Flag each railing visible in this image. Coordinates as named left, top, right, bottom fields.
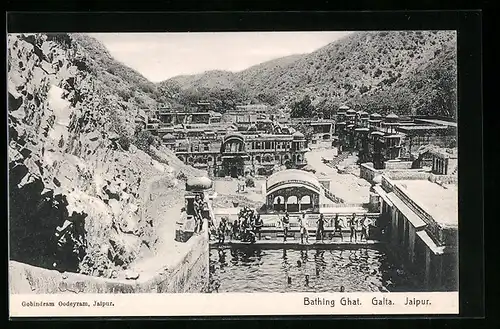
left=381, top=175, right=394, bottom=192
left=319, top=203, right=368, bottom=208
left=319, top=184, right=344, bottom=203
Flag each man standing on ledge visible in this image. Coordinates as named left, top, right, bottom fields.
left=316, top=213, right=325, bottom=242
left=349, top=213, right=357, bottom=242
left=254, top=211, right=263, bottom=240
left=282, top=212, right=290, bottom=242
left=299, top=212, right=309, bottom=244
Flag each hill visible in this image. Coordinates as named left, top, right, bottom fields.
left=161, top=31, right=457, bottom=118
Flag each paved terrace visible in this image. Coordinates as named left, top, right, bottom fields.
left=397, top=180, right=458, bottom=228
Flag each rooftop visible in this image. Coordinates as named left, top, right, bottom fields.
left=396, top=125, right=451, bottom=131
left=267, top=169, right=321, bottom=191
left=396, top=180, right=458, bottom=228
left=415, top=118, right=457, bottom=128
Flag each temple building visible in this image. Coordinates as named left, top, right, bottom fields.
left=169, top=129, right=309, bottom=178
left=333, top=105, right=457, bottom=170
left=222, top=104, right=270, bottom=124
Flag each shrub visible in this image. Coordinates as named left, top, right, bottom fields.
left=176, top=171, right=187, bottom=181
left=133, top=130, right=155, bottom=152
left=245, top=177, right=255, bottom=188
left=373, top=68, right=382, bottom=78
left=118, top=135, right=131, bottom=151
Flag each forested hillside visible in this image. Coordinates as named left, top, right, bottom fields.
left=162, top=31, right=457, bottom=118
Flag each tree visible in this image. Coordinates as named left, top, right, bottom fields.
left=290, top=95, right=315, bottom=118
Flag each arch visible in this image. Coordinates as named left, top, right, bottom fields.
left=287, top=195, right=298, bottom=204
left=300, top=195, right=311, bottom=204
left=221, top=133, right=245, bottom=154
left=207, top=156, right=213, bottom=163
left=283, top=154, right=290, bottom=161
left=264, top=154, right=272, bottom=163
left=273, top=195, right=285, bottom=204
left=266, top=169, right=321, bottom=196
left=255, top=155, right=261, bottom=163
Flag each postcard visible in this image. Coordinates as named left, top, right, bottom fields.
left=8, top=29, right=459, bottom=317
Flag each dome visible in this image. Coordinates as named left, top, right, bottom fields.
left=266, top=169, right=321, bottom=196
left=186, top=176, right=213, bottom=191
left=162, top=133, right=175, bottom=140
left=370, top=113, right=382, bottom=118
left=293, top=131, right=305, bottom=139
left=386, top=113, right=399, bottom=119
left=338, top=105, right=350, bottom=111
left=346, top=109, right=357, bottom=114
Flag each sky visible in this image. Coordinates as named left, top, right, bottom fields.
left=90, top=32, right=353, bottom=82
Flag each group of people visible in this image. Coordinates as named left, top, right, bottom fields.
left=213, top=206, right=264, bottom=244
left=211, top=208, right=374, bottom=244
left=280, top=212, right=373, bottom=243
left=343, top=213, right=373, bottom=242
left=281, top=212, right=328, bottom=243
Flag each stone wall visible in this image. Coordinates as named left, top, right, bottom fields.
left=384, top=160, right=413, bottom=170
left=360, top=163, right=381, bottom=183
left=9, top=227, right=209, bottom=294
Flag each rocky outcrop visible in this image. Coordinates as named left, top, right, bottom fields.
left=8, top=33, right=205, bottom=278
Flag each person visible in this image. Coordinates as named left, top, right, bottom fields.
left=349, top=213, right=357, bottom=242
left=193, top=194, right=203, bottom=233
left=299, top=212, right=309, bottom=244
left=333, top=214, right=343, bottom=241
left=218, top=217, right=227, bottom=244
left=282, top=212, right=290, bottom=242
left=316, top=213, right=325, bottom=241
left=232, top=219, right=240, bottom=240
left=361, top=214, right=371, bottom=241
left=254, top=212, right=263, bottom=240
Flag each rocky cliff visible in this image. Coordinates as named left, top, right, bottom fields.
left=8, top=33, right=204, bottom=278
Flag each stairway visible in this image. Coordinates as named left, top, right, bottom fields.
left=329, top=152, right=349, bottom=167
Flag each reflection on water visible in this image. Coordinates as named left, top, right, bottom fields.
left=208, top=246, right=419, bottom=293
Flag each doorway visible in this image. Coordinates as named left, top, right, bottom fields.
left=230, top=166, right=238, bottom=178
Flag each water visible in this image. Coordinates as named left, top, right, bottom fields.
left=208, top=246, right=419, bottom=293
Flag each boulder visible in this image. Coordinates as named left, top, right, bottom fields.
left=125, top=271, right=140, bottom=280
left=40, top=60, right=56, bottom=75
left=87, top=131, right=100, bottom=142
left=108, top=132, right=120, bottom=141
left=185, top=176, right=213, bottom=191
left=8, top=85, right=23, bottom=112
left=9, top=71, right=27, bottom=91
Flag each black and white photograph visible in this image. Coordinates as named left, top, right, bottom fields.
left=8, top=29, right=459, bottom=310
